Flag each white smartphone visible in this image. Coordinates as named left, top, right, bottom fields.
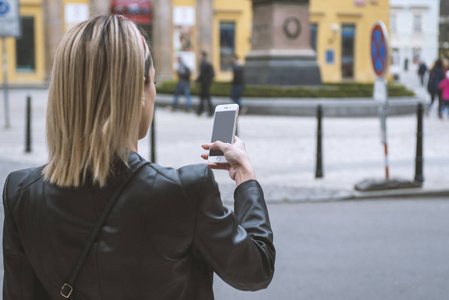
left=208, top=104, right=239, bottom=163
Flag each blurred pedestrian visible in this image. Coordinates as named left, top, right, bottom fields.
left=230, top=54, right=248, bottom=115
left=2, top=15, right=275, bottom=299
left=438, top=70, right=449, bottom=118
left=417, top=61, right=427, bottom=86
left=427, top=58, right=445, bottom=118
left=171, top=56, right=193, bottom=112
left=196, top=51, right=215, bottom=117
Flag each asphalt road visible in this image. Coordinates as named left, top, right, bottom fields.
left=214, top=198, right=449, bottom=300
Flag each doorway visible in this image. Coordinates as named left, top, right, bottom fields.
left=341, top=24, right=355, bottom=79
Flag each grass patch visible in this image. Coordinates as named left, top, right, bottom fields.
left=156, top=81, right=415, bottom=98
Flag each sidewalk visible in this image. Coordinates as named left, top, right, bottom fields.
left=1, top=81, right=448, bottom=202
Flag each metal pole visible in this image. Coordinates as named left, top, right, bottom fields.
left=414, top=103, right=424, bottom=183
left=150, top=108, right=156, bottom=163
left=379, top=104, right=389, bottom=180
left=2, top=36, right=11, bottom=128
left=384, top=141, right=389, bottom=179
left=25, top=95, right=31, bottom=152
left=315, top=105, right=323, bottom=178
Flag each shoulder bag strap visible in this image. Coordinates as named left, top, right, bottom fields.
left=60, top=160, right=150, bottom=298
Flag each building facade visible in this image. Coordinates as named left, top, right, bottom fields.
left=389, top=0, right=440, bottom=76
left=2, top=0, right=396, bottom=85
left=309, top=0, right=390, bottom=83
left=0, top=0, right=47, bottom=84
left=0, top=0, right=147, bottom=85
left=152, top=0, right=252, bottom=83
left=439, top=0, right=449, bottom=58
left=0, top=0, right=93, bottom=85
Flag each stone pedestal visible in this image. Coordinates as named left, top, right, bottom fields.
left=245, top=0, right=321, bottom=85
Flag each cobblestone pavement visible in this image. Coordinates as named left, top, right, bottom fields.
left=0, top=88, right=448, bottom=202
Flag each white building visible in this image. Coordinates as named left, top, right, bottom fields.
left=390, top=0, right=440, bottom=77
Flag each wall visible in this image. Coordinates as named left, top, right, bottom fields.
left=0, top=0, right=90, bottom=84
left=161, top=0, right=252, bottom=82
left=212, top=0, right=252, bottom=81
left=440, top=0, right=449, bottom=57
left=0, top=0, right=45, bottom=84
left=310, top=0, right=390, bottom=83
left=390, top=0, right=440, bottom=74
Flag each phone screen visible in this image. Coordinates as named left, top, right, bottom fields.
left=210, top=110, right=237, bottom=156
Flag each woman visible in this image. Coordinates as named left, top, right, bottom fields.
left=427, top=58, right=446, bottom=118
left=3, top=15, right=275, bottom=299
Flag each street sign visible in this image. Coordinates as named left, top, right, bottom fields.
left=370, top=21, right=388, bottom=78
left=371, top=21, right=389, bottom=180
left=0, top=0, right=21, bottom=37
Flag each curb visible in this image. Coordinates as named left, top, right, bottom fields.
left=259, top=189, right=449, bottom=204
left=156, top=94, right=425, bottom=117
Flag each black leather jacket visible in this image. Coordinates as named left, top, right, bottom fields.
left=3, top=152, right=275, bottom=299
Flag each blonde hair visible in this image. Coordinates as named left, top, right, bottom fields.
left=43, top=15, right=150, bottom=187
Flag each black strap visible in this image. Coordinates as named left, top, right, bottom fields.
left=60, top=160, right=150, bottom=298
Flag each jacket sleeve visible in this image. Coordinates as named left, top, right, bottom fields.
left=3, top=174, right=50, bottom=299
left=190, top=166, right=275, bottom=291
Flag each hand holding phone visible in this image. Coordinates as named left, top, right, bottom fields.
left=201, top=136, right=256, bottom=186
left=208, top=104, right=239, bottom=163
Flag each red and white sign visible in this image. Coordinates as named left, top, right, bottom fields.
left=370, top=21, right=389, bottom=78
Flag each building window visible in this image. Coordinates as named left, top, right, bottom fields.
left=310, top=23, right=318, bottom=51
left=391, top=14, right=397, bottom=33
left=219, top=21, right=235, bottom=71
left=15, top=16, right=36, bottom=73
left=341, top=24, right=356, bottom=79
left=413, top=47, right=421, bottom=64
left=392, top=48, right=400, bottom=66
left=413, top=14, right=422, bottom=33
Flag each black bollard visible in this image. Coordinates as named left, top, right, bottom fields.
left=315, top=105, right=323, bottom=178
left=414, top=103, right=424, bottom=183
left=25, top=95, right=32, bottom=153
left=150, top=108, right=156, bottom=163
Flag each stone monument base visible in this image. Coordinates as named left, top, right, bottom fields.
left=244, top=49, right=321, bottom=86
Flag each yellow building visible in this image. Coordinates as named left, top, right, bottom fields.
left=0, top=0, right=90, bottom=85
left=169, top=0, right=252, bottom=82
left=212, top=0, right=252, bottom=82
left=1, top=0, right=391, bottom=85
left=0, top=0, right=45, bottom=84
left=310, top=0, right=390, bottom=83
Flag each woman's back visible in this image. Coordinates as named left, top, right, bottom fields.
left=3, top=153, right=274, bottom=299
